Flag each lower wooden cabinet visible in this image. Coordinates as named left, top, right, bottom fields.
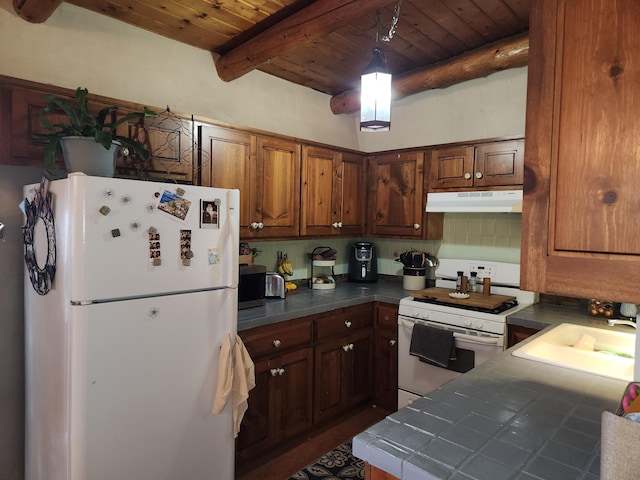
left=373, top=303, right=398, bottom=411
left=236, top=317, right=314, bottom=461
left=506, top=324, right=540, bottom=348
left=314, top=304, right=374, bottom=424
left=237, top=303, right=386, bottom=461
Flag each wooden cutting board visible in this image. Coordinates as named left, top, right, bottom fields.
left=410, top=287, right=516, bottom=309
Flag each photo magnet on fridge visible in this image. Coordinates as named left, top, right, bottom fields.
left=200, top=200, right=219, bottom=228
left=157, top=190, right=192, bottom=221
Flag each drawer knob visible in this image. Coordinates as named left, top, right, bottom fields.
left=464, top=172, right=472, bottom=180
left=270, top=368, right=279, bottom=377
left=278, top=368, right=285, bottom=376
left=345, top=321, right=352, bottom=328
left=273, top=339, right=281, bottom=348
left=475, top=172, right=483, bottom=179
left=389, top=339, right=396, bottom=346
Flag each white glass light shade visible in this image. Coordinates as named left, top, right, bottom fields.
left=360, top=47, right=391, bottom=132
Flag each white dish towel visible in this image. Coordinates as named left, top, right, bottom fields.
left=213, top=334, right=255, bottom=438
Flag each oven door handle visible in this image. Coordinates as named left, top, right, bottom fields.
left=453, top=332, right=501, bottom=346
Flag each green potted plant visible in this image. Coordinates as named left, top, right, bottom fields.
left=39, top=87, right=158, bottom=177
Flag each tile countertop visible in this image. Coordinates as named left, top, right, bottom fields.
left=353, top=303, right=635, bottom=480
left=237, top=277, right=408, bottom=332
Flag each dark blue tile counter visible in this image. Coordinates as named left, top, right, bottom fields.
left=237, top=277, right=408, bottom=331
left=353, top=304, right=633, bottom=480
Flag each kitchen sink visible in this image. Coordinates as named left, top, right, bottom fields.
left=512, top=323, right=635, bottom=381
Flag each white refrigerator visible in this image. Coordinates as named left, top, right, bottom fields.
left=23, top=173, right=239, bottom=480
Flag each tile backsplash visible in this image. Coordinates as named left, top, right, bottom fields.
left=246, top=213, right=521, bottom=281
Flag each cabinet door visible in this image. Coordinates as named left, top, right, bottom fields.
left=273, top=348, right=313, bottom=441
left=236, top=356, right=272, bottom=461
left=344, top=329, right=373, bottom=408
left=337, top=152, right=366, bottom=236
left=368, top=151, right=426, bottom=238
left=252, top=136, right=301, bottom=238
left=300, top=145, right=340, bottom=236
left=428, top=146, right=475, bottom=189
left=198, top=125, right=255, bottom=236
left=522, top=0, right=640, bottom=302
left=117, top=113, right=194, bottom=183
left=313, top=335, right=347, bottom=423
left=474, top=140, right=524, bottom=188
left=374, top=303, right=398, bottom=411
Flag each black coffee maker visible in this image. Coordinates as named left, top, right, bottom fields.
left=348, top=242, right=378, bottom=282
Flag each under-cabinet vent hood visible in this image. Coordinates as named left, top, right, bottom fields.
left=426, top=190, right=523, bottom=213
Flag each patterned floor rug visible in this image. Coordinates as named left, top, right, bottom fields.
left=288, top=439, right=364, bottom=480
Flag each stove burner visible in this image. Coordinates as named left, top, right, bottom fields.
left=411, top=297, right=519, bottom=314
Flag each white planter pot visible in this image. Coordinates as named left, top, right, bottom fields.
left=59, top=136, right=119, bottom=177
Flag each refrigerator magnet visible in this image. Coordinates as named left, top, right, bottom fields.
left=208, top=248, right=220, bottom=265
left=157, top=190, right=191, bottom=221
left=200, top=200, right=219, bottom=228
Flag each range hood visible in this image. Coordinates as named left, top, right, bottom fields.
left=425, top=190, right=523, bottom=213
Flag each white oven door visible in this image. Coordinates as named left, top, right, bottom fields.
left=397, top=316, right=504, bottom=408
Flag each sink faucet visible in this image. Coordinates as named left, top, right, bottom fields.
left=607, top=319, right=637, bottom=329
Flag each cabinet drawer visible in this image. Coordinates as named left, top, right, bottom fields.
left=315, top=304, right=373, bottom=341
left=376, top=303, right=398, bottom=330
left=241, top=316, right=313, bottom=359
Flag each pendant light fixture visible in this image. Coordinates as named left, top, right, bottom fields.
left=360, top=47, right=391, bottom=132
left=360, top=2, right=402, bottom=132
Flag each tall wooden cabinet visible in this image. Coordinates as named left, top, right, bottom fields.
left=367, top=151, right=443, bottom=239
left=300, top=146, right=366, bottom=237
left=521, top=0, right=640, bottom=303
left=429, top=140, right=524, bottom=190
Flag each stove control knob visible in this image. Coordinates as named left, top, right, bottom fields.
left=464, top=319, right=472, bottom=328
left=420, top=311, right=430, bottom=320
left=474, top=321, right=483, bottom=329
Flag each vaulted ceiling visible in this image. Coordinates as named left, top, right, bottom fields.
left=15, top=0, right=531, bottom=114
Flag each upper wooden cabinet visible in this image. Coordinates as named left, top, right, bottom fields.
left=300, top=146, right=366, bottom=237
left=199, top=125, right=255, bottom=235
left=252, top=136, right=301, bottom=238
left=368, top=151, right=443, bottom=239
left=521, top=0, right=640, bottom=303
left=117, top=113, right=194, bottom=183
left=199, top=126, right=301, bottom=238
left=428, top=139, right=524, bottom=190
left=1, top=79, right=194, bottom=181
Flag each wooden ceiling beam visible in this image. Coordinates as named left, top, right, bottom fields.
left=214, top=0, right=395, bottom=82
left=12, top=0, right=63, bottom=23
left=330, top=32, right=530, bottom=115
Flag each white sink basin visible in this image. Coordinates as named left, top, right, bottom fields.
left=512, top=323, right=635, bottom=381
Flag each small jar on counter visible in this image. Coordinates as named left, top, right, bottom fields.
left=469, top=272, right=478, bottom=293
left=456, top=271, right=463, bottom=291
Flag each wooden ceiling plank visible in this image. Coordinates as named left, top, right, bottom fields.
left=214, top=0, right=396, bottom=82
left=329, top=31, right=529, bottom=114
left=67, top=0, right=250, bottom=44
left=444, top=0, right=503, bottom=39
left=472, top=0, right=526, bottom=33
left=12, top=0, right=63, bottom=23
left=399, top=1, right=466, bottom=57
left=500, top=0, right=531, bottom=25
left=413, top=0, right=486, bottom=48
